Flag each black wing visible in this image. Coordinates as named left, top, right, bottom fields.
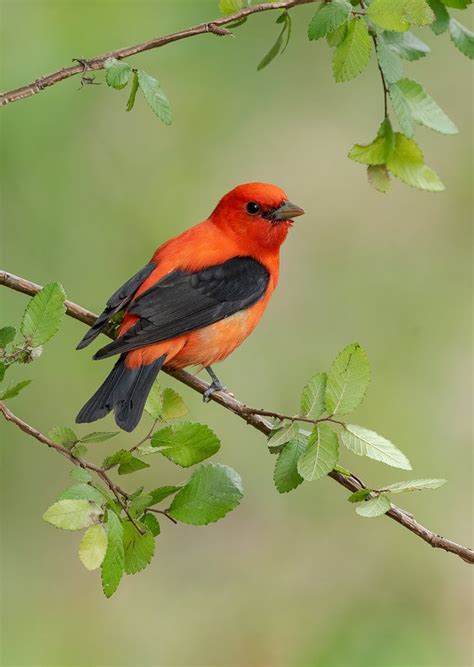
left=76, top=261, right=156, bottom=350
left=93, top=256, right=270, bottom=360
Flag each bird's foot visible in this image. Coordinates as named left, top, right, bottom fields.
left=203, top=380, right=227, bottom=403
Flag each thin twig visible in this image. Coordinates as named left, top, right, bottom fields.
left=0, top=0, right=316, bottom=106
left=1, top=270, right=473, bottom=564
left=144, top=507, right=178, bottom=525
left=241, top=406, right=346, bottom=428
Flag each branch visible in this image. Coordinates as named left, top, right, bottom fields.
left=1, top=269, right=473, bottom=564
left=0, top=0, right=316, bottom=107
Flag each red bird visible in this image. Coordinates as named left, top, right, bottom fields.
left=76, top=183, right=304, bottom=431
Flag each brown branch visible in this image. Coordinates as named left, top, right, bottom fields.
left=1, top=269, right=473, bottom=564
left=0, top=0, right=316, bottom=107
left=240, top=406, right=346, bottom=428
left=0, top=400, right=144, bottom=534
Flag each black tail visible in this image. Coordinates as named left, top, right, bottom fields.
left=76, top=354, right=166, bottom=432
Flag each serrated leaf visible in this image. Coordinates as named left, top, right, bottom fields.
left=368, top=0, right=434, bottom=32
left=20, top=282, right=66, bottom=346
left=0, top=326, right=15, bottom=348
left=333, top=18, right=372, bottom=82
left=428, top=0, right=450, bottom=34
left=79, top=524, right=108, bottom=571
left=126, top=70, right=139, bottom=111
left=297, top=424, right=339, bottom=481
left=341, top=424, right=412, bottom=469
left=308, top=1, right=351, bottom=41
left=377, top=35, right=404, bottom=83
left=149, top=485, right=181, bottom=505
left=300, top=372, right=327, bottom=417
left=168, top=463, right=243, bottom=525
left=389, top=83, right=415, bottom=136
left=138, top=70, right=172, bottom=124
left=383, top=30, right=430, bottom=60
left=368, top=165, right=391, bottom=193
left=71, top=444, right=87, bottom=457
left=347, top=488, right=372, bottom=503
left=144, top=380, right=162, bottom=419
left=327, top=22, right=349, bottom=47
left=380, top=478, right=447, bottom=493
left=161, top=388, right=188, bottom=420
left=129, top=493, right=153, bottom=517
left=325, top=343, right=370, bottom=416
left=387, top=133, right=445, bottom=191
left=101, top=511, right=124, bottom=598
left=273, top=436, right=307, bottom=493
left=141, top=513, right=160, bottom=536
left=0, top=379, right=31, bottom=400
left=151, top=422, right=220, bottom=467
left=122, top=520, right=155, bottom=574
left=390, top=79, right=458, bottom=135
left=80, top=431, right=118, bottom=443
left=104, top=58, right=132, bottom=90
left=349, top=118, right=395, bottom=166
left=118, top=453, right=150, bottom=475
left=43, top=499, right=102, bottom=530
left=257, top=15, right=287, bottom=71
left=355, top=493, right=391, bottom=517
left=219, top=0, right=244, bottom=14
left=449, top=19, right=474, bottom=59
left=267, top=421, right=300, bottom=451
left=59, top=483, right=105, bottom=505
left=70, top=467, right=92, bottom=483
left=48, top=425, right=78, bottom=448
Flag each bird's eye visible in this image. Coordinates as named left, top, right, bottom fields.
left=246, top=202, right=261, bottom=216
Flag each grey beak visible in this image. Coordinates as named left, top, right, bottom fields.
left=272, top=200, right=305, bottom=221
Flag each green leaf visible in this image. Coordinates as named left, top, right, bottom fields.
left=59, top=483, right=105, bottom=505
left=122, top=520, right=155, bottom=574
left=376, top=35, right=404, bottom=83
left=368, top=165, right=391, bottom=193
left=0, top=379, right=31, bottom=400
left=273, top=436, right=307, bottom=493
left=168, top=463, right=243, bottom=525
left=141, top=513, right=161, bottom=536
left=144, top=381, right=162, bottom=419
left=70, top=467, right=92, bottom=483
left=48, top=425, right=78, bottom=448
left=449, top=19, right=474, bottom=59
left=104, top=58, right=132, bottom=90
left=129, top=494, right=153, bottom=517
left=101, top=511, right=125, bottom=598
left=0, top=326, right=16, bottom=348
left=428, top=0, right=450, bottom=34
left=43, top=499, right=102, bottom=530
left=79, top=524, right=108, bottom=571
left=308, top=1, right=351, bottom=41
left=390, top=79, right=458, bottom=135
left=368, top=0, right=434, bottom=32
left=149, top=485, right=182, bottom=505
left=325, top=343, right=370, bottom=416
left=341, top=424, right=412, bottom=469
left=382, top=30, right=430, bottom=60
left=267, top=421, right=300, bottom=452
left=297, top=424, right=339, bottom=481
left=327, top=22, right=348, bottom=47
left=333, top=18, right=372, bottom=82
left=20, top=282, right=66, bottom=346
left=300, top=372, right=327, bottom=418
left=387, top=133, right=445, bottom=192
left=118, top=453, right=150, bottom=475
left=161, top=388, right=188, bottom=420
left=126, top=71, right=139, bottom=111
left=138, top=70, right=172, bottom=125
left=348, top=118, right=395, bottom=166
left=80, top=431, right=118, bottom=443
left=355, top=493, right=391, bottom=517
left=347, top=488, right=372, bottom=503
left=442, top=0, right=471, bottom=8
left=151, top=422, right=220, bottom=467
left=71, top=443, right=87, bottom=457
left=257, top=14, right=287, bottom=71
left=219, top=0, right=244, bottom=14
left=0, top=361, right=5, bottom=382
left=380, top=478, right=447, bottom=493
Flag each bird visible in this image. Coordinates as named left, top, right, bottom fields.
left=76, top=182, right=304, bottom=432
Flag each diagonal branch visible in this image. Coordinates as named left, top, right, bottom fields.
left=0, top=0, right=316, bottom=107
left=0, top=269, right=473, bottom=564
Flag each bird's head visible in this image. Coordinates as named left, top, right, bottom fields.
left=211, top=183, right=305, bottom=250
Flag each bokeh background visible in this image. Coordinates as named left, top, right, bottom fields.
left=1, top=1, right=472, bottom=666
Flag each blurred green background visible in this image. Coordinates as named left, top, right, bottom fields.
left=1, top=1, right=472, bottom=666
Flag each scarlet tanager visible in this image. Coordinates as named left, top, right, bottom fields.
left=76, top=183, right=304, bottom=431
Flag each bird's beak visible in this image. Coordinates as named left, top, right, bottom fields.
left=271, top=200, right=305, bottom=221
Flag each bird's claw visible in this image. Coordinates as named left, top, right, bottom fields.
left=203, top=381, right=227, bottom=403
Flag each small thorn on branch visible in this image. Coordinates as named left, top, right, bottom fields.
left=207, top=23, right=233, bottom=36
